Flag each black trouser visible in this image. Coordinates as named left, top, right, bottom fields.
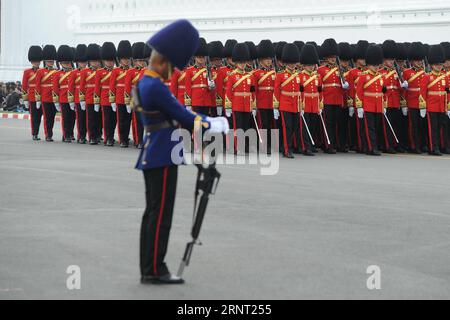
left=349, top=113, right=361, bottom=151
left=194, top=106, right=216, bottom=117
left=29, top=101, right=42, bottom=136
left=61, top=103, right=75, bottom=140
left=361, top=112, right=387, bottom=153
left=97, top=107, right=103, bottom=140
left=323, top=105, right=340, bottom=150
left=280, top=111, right=301, bottom=155
left=42, top=102, right=56, bottom=139
left=427, top=112, right=449, bottom=152
left=75, top=103, right=87, bottom=140
left=337, top=107, right=349, bottom=151
left=257, top=109, right=275, bottom=152
left=102, top=106, right=117, bottom=143
left=408, top=109, right=427, bottom=151
left=87, top=104, right=99, bottom=141
left=232, top=111, right=252, bottom=152
left=117, top=104, right=132, bottom=144
left=140, top=166, right=178, bottom=278
left=303, top=112, right=322, bottom=152
left=386, top=108, right=407, bottom=150
left=132, top=111, right=144, bottom=146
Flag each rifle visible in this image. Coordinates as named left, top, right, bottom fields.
left=177, top=163, right=221, bottom=278
left=393, top=60, right=405, bottom=84
left=206, top=56, right=216, bottom=90
left=336, top=57, right=347, bottom=87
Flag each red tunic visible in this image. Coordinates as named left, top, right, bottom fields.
left=421, top=71, right=448, bottom=113
left=347, top=67, right=365, bottom=108
left=22, top=68, right=40, bottom=102
left=68, top=68, right=84, bottom=104
left=52, top=69, right=73, bottom=104
left=356, top=70, right=384, bottom=113
left=124, top=67, right=143, bottom=105
left=79, top=68, right=97, bottom=105
left=109, top=67, right=129, bottom=105
left=35, top=67, right=59, bottom=103
left=379, top=67, right=402, bottom=108
left=185, top=66, right=215, bottom=107
left=274, top=70, right=301, bottom=113
left=403, top=67, right=427, bottom=109
left=254, top=69, right=276, bottom=110
left=94, top=68, right=113, bottom=106
left=225, top=69, right=256, bottom=113
left=300, top=70, right=323, bottom=114
left=217, top=66, right=236, bottom=108
left=170, top=68, right=187, bottom=105
left=317, top=64, right=344, bottom=106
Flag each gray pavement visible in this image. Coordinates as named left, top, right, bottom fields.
left=0, top=118, right=450, bottom=300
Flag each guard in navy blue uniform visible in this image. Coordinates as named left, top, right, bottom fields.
left=136, top=20, right=229, bottom=285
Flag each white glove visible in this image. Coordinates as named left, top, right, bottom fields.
left=252, top=109, right=257, bottom=117
left=36, top=101, right=41, bottom=109
left=217, top=107, right=223, bottom=116
left=111, top=103, right=117, bottom=112
left=383, top=108, right=387, bottom=115
left=349, top=107, right=355, bottom=117
left=94, top=104, right=100, bottom=112
left=342, top=81, right=349, bottom=90
left=206, top=117, right=230, bottom=134
left=357, top=108, right=364, bottom=119
left=208, top=79, right=216, bottom=90
left=226, top=109, right=232, bottom=118
left=24, top=101, right=29, bottom=109
left=402, top=107, right=408, bottom=117
left=186, top=106, right=192, bottom=112
left=80, top=101, right=86, bottom=111
left=318, top=109, right=322, bottom=116
left=274, top=109, right=280, bottom=120
left=69, top=103, right=76, bottom=111
left=447, top=111, right=450, bottom=119
left=401, top=81, right=409, bottom=89
left=301, top=110, right=305, bottom=117
left=126, top=105, right=132, bottom=114
left=420, top=109, right=427, bottom=118
left=54, top=103, right=61, bottom=112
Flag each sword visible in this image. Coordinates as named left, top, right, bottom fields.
left=383, top=112, right=399, bottom=144
left=301, top=113, right=315, bottom=146
left=252, top=111, right=263, bottom=144
left=319, top=113, right=331, bottom=146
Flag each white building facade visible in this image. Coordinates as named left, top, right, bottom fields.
left=1, top=0, right=450, bottom=80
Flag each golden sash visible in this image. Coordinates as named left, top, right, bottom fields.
left=59, top=72, right=72, bottom=85
left=28, top=73, right=37, bottom=83
left=42, top=70, right=57, bottom=83
left=303, top=75, right=317, bottom=88
left=258, top=71, right=275, bottom=85
left=385, top=70, right=397, bottom=80
left=322, top=67, right=338, bottom=82
left=191, top=68, right=206, bottom=82
left=427, top=75, right=446, bottom=89
left=86, top=72, right=96, bottom=82
left=364, top=74, right=383, bottom=89
left=132, top=73, right=141, bottom=84
left=232, top=74, right=253, bottom=90
left=281, top=73, right=299, bottom=88
left=116, top=72, right=127, bottom=82
left=178, top=72, right=186, bottom=83
left=101, top=72, right=111, bottom=84
left=407, top=70, right=425, bottom=84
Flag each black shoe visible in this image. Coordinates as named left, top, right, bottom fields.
left=80, top=139, right=87, bottom=145
left=338, top=147, right=349, bottom=153
left=45, top=137, right=54, bottom=142
left=429, top=150, right=442, bottom=156
left=63, top=138, right=72, bottom=143
left=303, top=150, right=315, bottom=156
left=32, top=135, right=41, bottom=141
left=106, top=140, right=114, bottom=147
left=325, top=148, right=337, bottom=154
left=385, top=148, right=397, bottom=154
left=90, top=139, right=98, bottom=145
left=441, top=148, right=450, bottom=154
left=138, top=143, right=143, bottom=149
left=396, top=147, right=406, bottom=154
left=410, top=149, right=422, bottom=154
left=311, top=148, right=319, bottom=153
left=421, top=146, right=429, bottom=153
left=71, top=136, right=76, bottom=141
left=141, top=274, right=185, bottom=285
left=120, top=142, right=129, bottom=148
left=283, top=152, right=295, bottom=159
left=367, top=150, right=382, bottom=156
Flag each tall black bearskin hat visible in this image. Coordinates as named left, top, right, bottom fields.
left=232, top=43, right=251, bottom=62
left=224, top=39, right=238, bottom=58
left=28, top=46, right=43, bottom=62
left=427, top=45, right=445, bottom=65
left=300, top=44, right=319, bottom=66
left=57, top=45, right=74, bottom=63
left=245, top=41, right=258, bottom=60
left=275, top=41, right=287, bottom=60
left=143, top=44, right=152, bottom=59
left=257, top=40, right=275, bottom=59
left=74, top=44, right=88, bottom=62
left=320, top=38, right=339, bottom=58
left=195, top=38, right=208, bottom=57
left=101, top=42, right=117, bottom=61
left=282, top=43, right=300, bottom=64
left=132, top=42, right=146, bottom=60
left=117, top=40, right=132, bottom=59
left=440, top=42, right=450, bottom=61
left=208, top=41, right=224, bottom=59
left=382, top=40, right=398, bottom=60
left=294, top=41, right=305, bottom=53
left=396, top=43, right=408, bottom=61
left=365, top=45, right=384, bottom=66
left=353, top=40, right=369, bottom=60
left=408, top=42, right=426, bottom=61
left=87, top=44, right=101, bottom=61
left=338, top=42, right=353, bottom=61
left=43, top=45, right=57, bottom=61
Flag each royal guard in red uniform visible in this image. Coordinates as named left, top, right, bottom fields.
left=299, top=44, right=323, bottom=156
left=110, top=40, right=133, bottom=148
left=318, top=38, right=349, bottom=154
left=80, top=44, right=102, bottom=145
left=254, top=40, right=276, bottom=152
left=170, top=68, right=187, bottom=106
left=69, top=44, right=88, bottom=144
left=185, top=38, right=216, bottom=116
left=441, top=42, right=450, bottom=147
left=95, top=42, right=117, bottom=147
left=53, top=45, right=75, bottom=143
left=337, top=42, right=353, bottom=152
left=420, top=45, right=450, bottom=155
left=380, top=40, right=410, bottom=153
left=355, top=45, right=389, bottom=156
left=403, top=42, right=428, bottom=153
left=225, top=43, right=257, bottom=154
left=35, top=45, right=58, bottom=142
left=207, top=41, right=225, bottom=117
left=125, top=42, right=147, bottom=149
left=273, top=43, right=302, bottom=158
left=217, top=40, right=237, bottom=124
left=347, top=40, right=369, bottom=152
left=23, top=46, right=43, bottom=141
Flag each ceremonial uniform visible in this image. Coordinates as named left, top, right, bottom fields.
left=170, top=68, right=187, bottom=105
left=53, top=63, right=75, bottom=142
left=347, top=66, right=365, bottom=151
left=23, top=46, right=43, bottom=140
left=35, top=45, right=58, bottom=141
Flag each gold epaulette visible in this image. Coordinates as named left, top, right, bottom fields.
left=124, top=92, right=131, bottom=105
left=225, top=96, right=232, bottom=109
left=68, top=92, right=74, bottom=103
left=52, top=92, right=59, bottom=103
left=109, top=90, right=115, bottom=103
left=419, top=95, right=426, bottom=109
left=94, top=94, right=100, bottom=104
left=184, top=93, right=191, bottom=106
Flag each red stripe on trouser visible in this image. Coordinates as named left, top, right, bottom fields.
left=153, top=167, right=169, bottom=276
left=102, top=107, right=107, bottom=142
left=132, top=112, right=138, bottom=144
left=116, top=107, right=122, bottom=144
left=382, top=115, right=389, bottom=150
left=61, top=107, right=66, bottom=140
left=76, top=106, right=80, bottom=140
left=42, top=104, right=48, bottom=138
left=86, top=106, right=91, bottom=140
left=280, top=112, right=289, bottom=155
left=29, top=104, right=34, bottom=136
left=408, top=112, right=415, bottom=150
left=299, top=114, right=305, bottom=152
left=232, top=113, right=237, bottom=152
left=363, top=115, right=373, bottom=152
left=427, top=114, right=433, bottom=151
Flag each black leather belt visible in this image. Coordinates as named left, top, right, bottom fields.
left=144, top=121, right=173, bottom=133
